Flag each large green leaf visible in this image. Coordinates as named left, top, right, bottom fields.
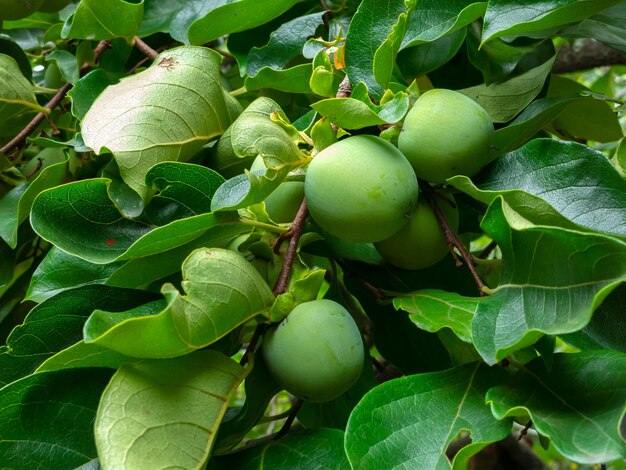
left=95, top=351, right=248, bottom=469
left=84, top=248, right=274, bottom=358
left=459, top=55, right=555, bottom=122
left=345, top=363, right=511, bottom=469
left=344, top=0, right=411, bottom=99
left=560, top=3, right=626, bottom=52
left=138, top=0, right=187, bottom=37
left=481, top=0, right=622, bottom=45
left=394, top=290, right=481, bottom=343
left=471, top=197, right=626, bottom=364
left=0, top=285, right=157, bottom=387
left=0, top=53, right=41, bottom=123
left=208, top=428, right=349, bottom=469
left=462, top=139, right=626, bottom=238
left=81, top=46, right=240, bottom=199
left=31, top=178, right=238, bottom=264
left=37, top=340, right=135, bottom=373
left=0, top=368, right=114, bottom=468
left=402, top=0, right=487, bottom=48
left=171, top=0, right=300, bottom=45
left=487, top=351, right=626, bottom=464
left=62, top=0, right=144, bottom=40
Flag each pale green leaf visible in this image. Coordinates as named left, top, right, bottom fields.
left=0, top=53, right=42, bottom=121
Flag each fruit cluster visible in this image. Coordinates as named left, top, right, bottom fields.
left=260, top=89, right=493, bottom=404
left=0, top=0, right=70, bottom=20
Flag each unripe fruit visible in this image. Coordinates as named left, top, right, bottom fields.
left=0, top=0, right=44, bottom=20
left=375, top=191, right=459, bottom=270
left=398, top=89, right=494, bottom=183
left=304, top=135, right=418, bottom=243
left=262, top=299, right=364, bottom=403
left=38, top=0, right=71, bottom=12
left=250, top=156, right=304, bottom=223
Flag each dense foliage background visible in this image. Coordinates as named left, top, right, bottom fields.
left=0, top=0, right=625, bottom=468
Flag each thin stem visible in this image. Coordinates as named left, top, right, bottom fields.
left=1, top=40, right=111, bottom=156
left=240, top=218, right=289, bottom=234
left=478, top=240, right=498, bottom=259
left=419, top=180, right=487, bottom=295
left=272, top=200, right=309, bottom=296
left=273, top=399, right=303, bottom=440
left=240, top=323, right=267, bottom=367
left=229, top=86, right=248, bottom=97
left=133, top=36, right=158, bottom=60
left=518, top=421, right=532, bottom=441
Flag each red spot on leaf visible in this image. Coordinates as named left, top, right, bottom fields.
left=105, top=239, right=117, bottom=246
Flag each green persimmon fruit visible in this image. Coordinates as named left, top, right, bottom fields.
left=375, top=191, right=459, bottom=270
left=0, top=0, right=44, bottom=20
left=38, top=0, right=70, bottom=12
left=304, top=135, right=418, bottom=243
left=250, top=156, right=304, bottom=223
left=262, top=299, right=364, bottom=403
left=398, top=89, right=494, bottom=183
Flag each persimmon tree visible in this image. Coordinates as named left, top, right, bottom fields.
left=0, top=1, right=625, bottom=469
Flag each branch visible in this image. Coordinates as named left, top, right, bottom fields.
left=419, top=180, right=487, bottom=295
left=133, top=36, right=159, bottom=60
left=273, top=398, right=303, bottom=440
left=0, top=40, right=111, bottom=156
left=553, top=39, right=626, bottom=74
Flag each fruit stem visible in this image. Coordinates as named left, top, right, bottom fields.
left=273, top=399, right=303, bottom=440
left=418, top=179, right=488, bottom=296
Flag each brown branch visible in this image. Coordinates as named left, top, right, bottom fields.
left=273, top=398, right=303, bottom=440
left=239, top=323, right=267, bottom=367
left=272, top=200, right=309, bottom=296
left=419, top=180, right=487, bottom=295
left=478, top=240, right=498, bottom=259
left=133, top=36, right=159, bottom=61
left=553, top=39, right=626, bottom=74
left=0, top=40, right=111, bottom=157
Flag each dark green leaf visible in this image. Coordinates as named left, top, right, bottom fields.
left=487, top=351, right=626, bottom=463
left=245, top=64, right=313, bottom=93
left=345, top=363, right=511, bottom=469
left=138, top=0, right=187, bottom=37
left=0, top=368, right=114, bottom=468
left=62, top=0, right=144, bottom=40
left=398, top=28, right=467, bottom=78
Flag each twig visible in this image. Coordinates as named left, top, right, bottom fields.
left=273, top=399, right=303, bottom=440
left=133, top=36, right=158, bottom=60
left=271, top=200, right=309, bottom=295
left=0, top=40, right=111, bottom=156
left=419, top=180, right=487, bottom=295
left=518, top=421, right=532, bottom=441
left=239, top=323, right=267, bottom=367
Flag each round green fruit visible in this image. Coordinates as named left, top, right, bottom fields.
left=262, top=299, right=364, bottom=403
left=38, top=0, right=71, bottom=12
left=304, top=135, right=418, bottom=243
left=250, top=156, right=304, bottom=223
left=0, top=0, right=44, bottom=20
left=398, top=89, right=494, bottom=183
left=375, top=191, right=459, bottom=269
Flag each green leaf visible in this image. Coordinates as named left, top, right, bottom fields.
left=68, top=68, right=120, bottom=120
left=95, top=350, right=248, bottom=469
left=561, top=283, right=626, bottom=353
left=174, top=0, right=300, bottom=45
left=459, top=55, right=555, bottom=122
left=486, top=351, right=626, bottom=464
left=46, top=49, right=79, bottom=84
left=344, top=0, right=410, bottom=99
left=547, top=75, right=623, bottom=142
left=62, top=0, right=144, bottom=40
left=402, top=0, right=486, bottom=48
left=345, top=363, right=511, bottom=469
left=143, top=162, right=225, bottom=225
left=471, top=197, right=626, bottom=364
left=26, top=247, right=122, bottom=303
left=208, top=428, right=349, bottom=469
left=0, top=150, right=67, bottom=248
left=394, top=290, right=481, bottom=343
left=31, top=178, right=239, bottom=264
left=244, top=64, right=313, bottom=93
left=36, top=340, right=134, bottom=372
left=0, top=368, right=114, bottom=468
left=482, top=0, right=623, bottom=45
left=81, top=46, right=240, bottom=199
left=0, top=53, right=42, bottom=122
left=466, top=139, right=626, bottom=238
left=0, top=285, right=157, bottom=387
left=247, top=12, right=323, bottom=77
left=0, top=33, right=31, bottom=79
left=138, top=0, right=187, bottom=37
left=84, top=248, right=274, bottom=358
left=311, top=89, right=409, bottom=130
left=398, top=28, right=467, bottom=78
left=560, top=3, right=626, bottom=52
